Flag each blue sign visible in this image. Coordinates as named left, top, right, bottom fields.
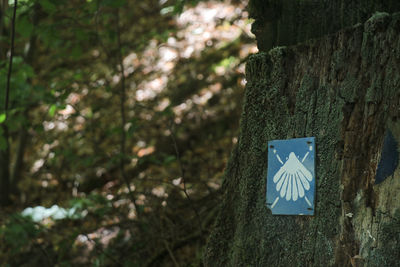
left=266, top=137, right=315, bottom=215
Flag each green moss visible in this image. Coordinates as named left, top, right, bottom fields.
left=367, top=212, right=400, bottom=266
left=340, top=75, right=361, bottom=103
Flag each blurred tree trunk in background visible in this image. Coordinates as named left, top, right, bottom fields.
left=0, top=1, right=37, bottom=206
left=205, top=1, right=400, bottom=266
left=0, top=138, right=10, bottom=206
left=0, top=1, right=11, bottom=206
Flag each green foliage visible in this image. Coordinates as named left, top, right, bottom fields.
left=69, top=193, right=113, bottom=217
left=0, top=0, right=253, bottom=264
left=0, top=215, right=42, bottom=256
left=0, top=57, right=35, bottom=112
left=16, top=15, right=34, bottom=37
left=39, top=0, right=57, bottom=13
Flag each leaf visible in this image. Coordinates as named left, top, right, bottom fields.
left=160, top=6, right=174, bottom=15
left=49, top=104, right=57, bottom=117
left=0, top=113, right=6, bottom=123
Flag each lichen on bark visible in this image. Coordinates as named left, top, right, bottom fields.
left=205, top=11, right=400, bottom=267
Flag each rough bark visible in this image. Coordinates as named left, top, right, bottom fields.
left=205, top=11, right=400, bottom=267
left=250, top=0, right=400, bottom=52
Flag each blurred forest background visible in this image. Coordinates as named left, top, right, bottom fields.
left=0, top=0, right=256, bottom=265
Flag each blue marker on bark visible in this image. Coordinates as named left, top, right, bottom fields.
left=375, top=130, right=399, bottom=184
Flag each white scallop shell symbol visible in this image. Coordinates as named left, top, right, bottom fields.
left=273, top=152, right=313, bottom=201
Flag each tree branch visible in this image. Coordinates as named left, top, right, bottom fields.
left=116, top=8, right=137, bottom=211
left=169, top=120, right=203, bottom=232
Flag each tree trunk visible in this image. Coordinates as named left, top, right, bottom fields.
left=205, top=9, right=400, bottom=267
left=250, top=0, right=400, bottom=52
left=0, top=1, right=11, bottom=206
left=0, top=125, right=10, bottom=205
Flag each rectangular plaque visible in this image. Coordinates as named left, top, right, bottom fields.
left=266, top=137, right=315, bottom=215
